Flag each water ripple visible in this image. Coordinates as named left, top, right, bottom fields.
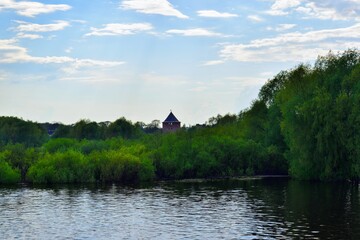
left=0, top=179, right=359, bottom=239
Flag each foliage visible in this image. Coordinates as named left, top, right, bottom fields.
left=151, top=127, right=286, bottom=180
left=88, top=147, right=154, bottom=183
left=1, top=50, right=360, bottom=184
left=27, top=150, right=92, bottom=184
left=52, top=117, right=143, bottom=140
left=43, top=138, right=79, bottom=153
left=26, top=141, right=154, bottom=184
left=106, top=117, right=142, bottom=139
left=274, top=50, right=360, bottom=181
left=0, top=117, right=48, bottom=147
left=0, top=144, right=41, bottom=181
left=0, top=152, right=21, bottom=184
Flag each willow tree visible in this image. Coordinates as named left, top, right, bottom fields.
left=275, top=50, right=360, bottom=181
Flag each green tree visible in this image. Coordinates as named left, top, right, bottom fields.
left=0, top=117, right=48, bottom=146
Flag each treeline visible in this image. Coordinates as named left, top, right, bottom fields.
left=51, top=118, right=144, bottom=140
left=1, top=50, right=360, bottom=184
left=0, top=117, right=48, bottom=147
left=258, top=49, right=360, bottom=181
left=0, top=116, right=162, bottom=146
left=0, top=113, right=287, bottom=184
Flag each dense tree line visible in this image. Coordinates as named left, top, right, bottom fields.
left=259, top=49, right=360, bottom=181
left=50, top=118, right=144, bottom=140
left=0, top=117, right=48, bottom=147
left=1, top=50, right=360, bottom=184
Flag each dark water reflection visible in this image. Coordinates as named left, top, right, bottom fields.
left=0, top=178, right=359, bottom=239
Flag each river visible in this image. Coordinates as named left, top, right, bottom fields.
left=0, top=178, right=359, bottom=239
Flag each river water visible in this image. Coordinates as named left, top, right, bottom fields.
left=0, top=178, right=359, bottom=239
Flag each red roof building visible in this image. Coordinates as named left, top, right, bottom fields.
left=162, top=111, right=181, bottom=132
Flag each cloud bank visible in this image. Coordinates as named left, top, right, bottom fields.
left=121, top=0, right=188, bottom=19
left=0, top=0, right=71, bottom=17
left=0, top=39, right=124, bottom=68
left=197, top=10, right=238, bottom=18
left=15, top=20, right=70, bottom=32
left=218, top=23, right=360, bottom=62
left=85, top=23, right=153, bottom=36
left=166, top=28, right=224, bottom=37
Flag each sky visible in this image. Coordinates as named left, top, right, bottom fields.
left=0, top=0, right=360, bottom=126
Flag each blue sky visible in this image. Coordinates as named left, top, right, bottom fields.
left=1, top=0, right=360, bottom=125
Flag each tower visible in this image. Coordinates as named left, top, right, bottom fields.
left=162, top=111, right=181, bottom=132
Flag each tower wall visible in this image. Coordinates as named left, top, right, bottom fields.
left=162, top=122, right=181, bottom=132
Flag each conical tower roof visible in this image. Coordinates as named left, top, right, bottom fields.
left=163, top=112, right=180, bottom=123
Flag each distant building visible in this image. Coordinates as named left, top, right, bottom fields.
left=162, top=111, right=181, bottom=132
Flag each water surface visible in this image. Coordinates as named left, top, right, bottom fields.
left=1, top=178, right=359, bottom=239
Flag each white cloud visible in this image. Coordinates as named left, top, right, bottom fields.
left=266, top=0, right=359, bottom=21
left=16, top=32, right=43, bottom=39
left=296, top=2, right=349, bottom=20
left=267, top=23, right=296, bottom=32
left=203, top=60, right=225, bottom=66
left=15, top=20, right=70, bottom=32
left=59, top=70, right=129, bottom=84
left=247, top=15, right=264, bottom=22
left=85, top=23, right=153, bottom=36
left=59, top=75, right=121, bottom=84
left=272, top=0, right=302, bottom=10
left=0, top=39, right=124, bottom=69
left=277, top=23, right=296, bottom=31
left=166, top=28, right=224, bottom=37
left=0, top=0, right=71, bottom=17
left=197, top=10, right=238, bottom=18
left=0, top=39, right=23, bottom=53
left=221, top=44, right=331, bottom=63
left=267, top=0, right=302, bottom=15
left=252, top=23, right=360, bottom=46
left=218, top=23, right=360, bottom=62
left=121, top=0, right=188, bottom=19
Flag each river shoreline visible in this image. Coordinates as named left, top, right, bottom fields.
left=171, top=175, right=290, bottom=183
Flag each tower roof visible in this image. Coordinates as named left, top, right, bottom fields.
left=163, top=112, right=180, bottom=123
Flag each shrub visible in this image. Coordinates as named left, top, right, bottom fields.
left=27, top=150, right=92, bottom=184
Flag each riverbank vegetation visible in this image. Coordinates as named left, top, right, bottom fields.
left=1, top=50, right=360, bottom=184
